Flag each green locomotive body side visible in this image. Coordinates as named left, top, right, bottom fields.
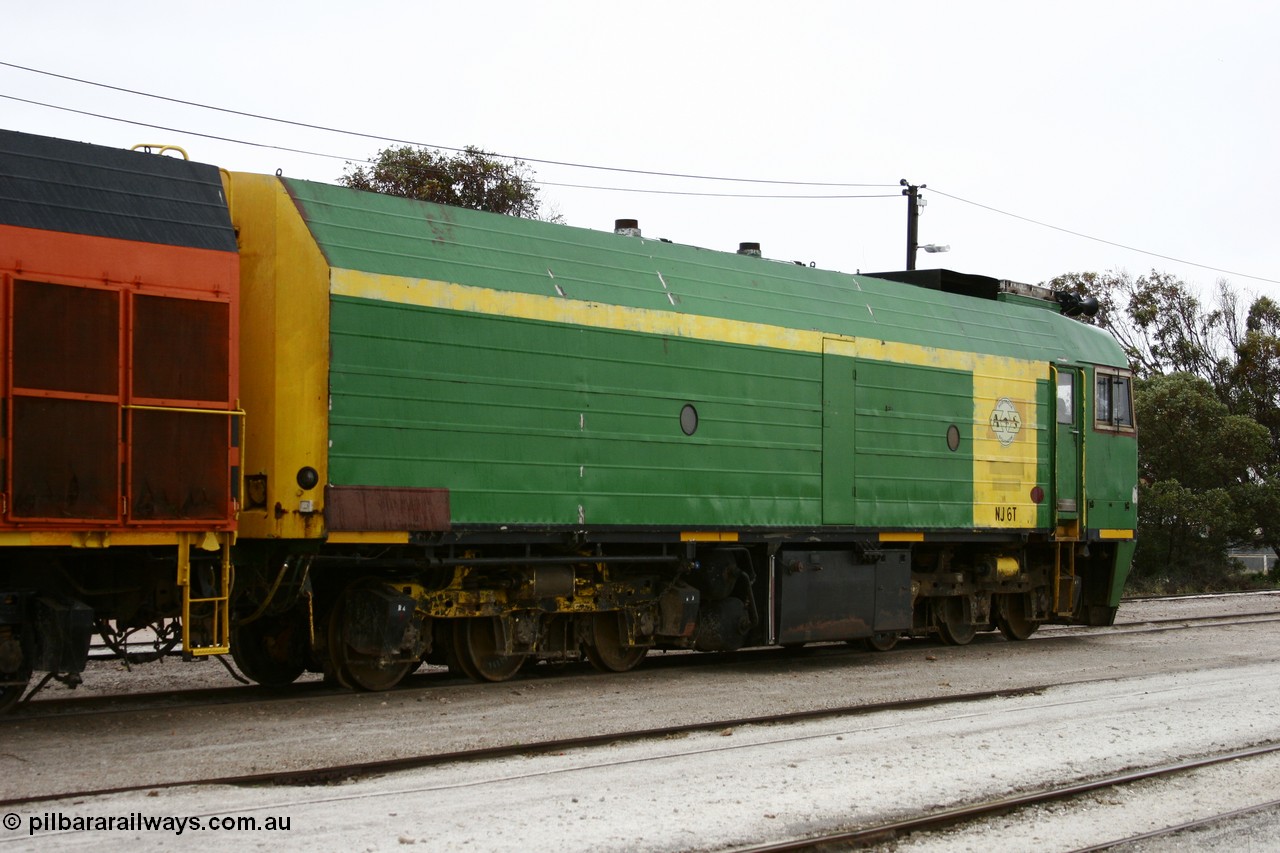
left=245, top=176, right=1132, bottom=538
left=227, top=170, right=1138, bottom=688
left=328, top=295, right=821, bottom=526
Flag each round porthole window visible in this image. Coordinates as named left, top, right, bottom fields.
left=680, top=404, right=699, bottom=436
left=946, top=424, right=961, bottom=452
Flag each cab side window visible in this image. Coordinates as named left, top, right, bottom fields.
left=1057, top=372, right=1075, bottom=424
left=1095, top=369, right=1135, bottom=431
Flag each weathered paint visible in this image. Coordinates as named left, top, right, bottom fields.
left=227, top=173, right=330, bottom=540
left=680, top=531, right=741, bottom=542
left=971, top=358, right=1045, bottom=530
left=326, top=294, right=819, bottom=526
left=292, top=178, right=1124, bottom=369
left=330, top=269, right=1080, bottom=531
left=330, top=266, right=824, bottom=356
left=1, top=222, right=239, bottom=536
left=0, top=530, right=216, bottom=547
left=325, top=531, right=411, bottom=545
left=330, top=271, right=1063, bottom=532
left=324, top=485, right=449, bottom=531
left=239, top=174, right=1135, bottom=541
left=1080, top=366, right=1140, bottom=538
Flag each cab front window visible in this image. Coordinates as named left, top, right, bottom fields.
left=1095, top=369, right=1135, bottom=431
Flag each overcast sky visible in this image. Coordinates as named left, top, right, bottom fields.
left=6, top=1, right=1278, bottom=299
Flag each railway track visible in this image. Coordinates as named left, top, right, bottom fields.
left=1060, top=608, right=1280, bottom=633
left=729, top=743, right=1280, bottom=852
left=1119, top=589, right=1280, bottom=603
left=8, top=657, right=1280, bottom=851
left=5, top=607, right=1278, bottom=809
left=0, top=682, right=1069, bottom=808
left=1067, top=797, right=1280, bottom=852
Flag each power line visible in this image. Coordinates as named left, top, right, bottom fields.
left=0, top=93, right=911, bottom=202
left=0, top=93, right=361, bottom=162
left=541, top=181, right=901, bottom=200
left=4, top=60, right=1276, bottom=285
left=0, top=60, right=895, bottom=189
left=929, top=188, right=1280, bottom=286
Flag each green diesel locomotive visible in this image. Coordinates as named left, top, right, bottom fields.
left=223, top=169, right=1136, bottom=689
left=0, top=131, right=1136, bottom=703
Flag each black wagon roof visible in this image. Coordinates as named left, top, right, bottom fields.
left=0, top=128, right=236, bottom=252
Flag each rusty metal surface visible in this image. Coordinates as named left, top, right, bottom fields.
left=129, top=410, right=230, bottom=520
left=7, top=280, right=235, bottom=525
left=12, top=280, right=118, bottom=396
left=131, top=295, right=229, bottom=403
left=10, top=398, right=118, bottom=520
left=324, top=486, right=450, bottom=532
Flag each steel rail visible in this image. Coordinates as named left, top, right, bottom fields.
left=730, top=743, right=1280, bottom=852
left=1068, top=795, right=1280, bottom=853
left=0, top=682, right=1071, bottom=809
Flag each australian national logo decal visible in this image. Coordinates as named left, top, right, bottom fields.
left=989, top=397, right=1023, bottom=446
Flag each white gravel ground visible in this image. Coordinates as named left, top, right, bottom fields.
left=2, top=592, right=1279, bottom=851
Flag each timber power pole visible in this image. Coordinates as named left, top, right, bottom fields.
left=901, top=178, right=923, bottom=270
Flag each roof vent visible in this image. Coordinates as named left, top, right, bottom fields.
left=737, top=242, right=762, bottom=257
left=614, top=218, right=641, bottom=237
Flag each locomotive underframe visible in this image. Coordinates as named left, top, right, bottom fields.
left=228, top=528, right=1121, bottom=692
left=0, top=529, right=1121, bottom=706
left=0, top=543, right=233, bottom=710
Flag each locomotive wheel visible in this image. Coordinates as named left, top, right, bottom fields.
left=231, top=612, right=307, bottom=687
left=0, top=671, right=30, bottom=714
left=995, top=593, right=1041, bottom=641
left=0, top=630, right=30, bottom=713
left=326, top=589, right=415, bottom=692
left=452, top=617, right=526, bottom=683
left=583, top=612, right=647, bottom=673
left=934, top=597, right=977, bottom=646
left=864, top=632, right=900, bottom=652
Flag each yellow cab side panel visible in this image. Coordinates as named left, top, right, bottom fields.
left=227, top=172, right=329, bottom=540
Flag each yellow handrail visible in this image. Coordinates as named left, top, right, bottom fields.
left=130, top=143, right=189, bottom=160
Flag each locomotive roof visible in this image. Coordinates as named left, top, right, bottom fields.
left=280, top=176, right=1127, bottom=368
left=0, top=129, right=236, bottom=252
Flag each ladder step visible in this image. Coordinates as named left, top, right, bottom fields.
left=178, top=533, right=231, bottom=656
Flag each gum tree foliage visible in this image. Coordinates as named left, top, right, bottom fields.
left=1135, top=373, right=1269, bottom=582
left=1231, top=296, right=1280, bottom=558
left=1232, top=296, right=1280, bottom=457
left=340, top=146, right=558, bottom=221
left=1050, top=271, right=1280, bottom=584
left=1050, top=270, right=1238, bottom=384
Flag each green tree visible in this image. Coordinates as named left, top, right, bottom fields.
left=1230, top=296, right=1280, bottom=446
left=1048, top=270, right=1235, bottom=386
left=340, top=145, right=557, bottom=220
left=1051, top=269, right=1280, bottom=587
left=1133, top=372, right=1270, bottom=585
left=1228, top=295, right=1280, bottom=559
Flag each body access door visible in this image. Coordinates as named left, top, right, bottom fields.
left=1053, top=364, right=1085, bottom=536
